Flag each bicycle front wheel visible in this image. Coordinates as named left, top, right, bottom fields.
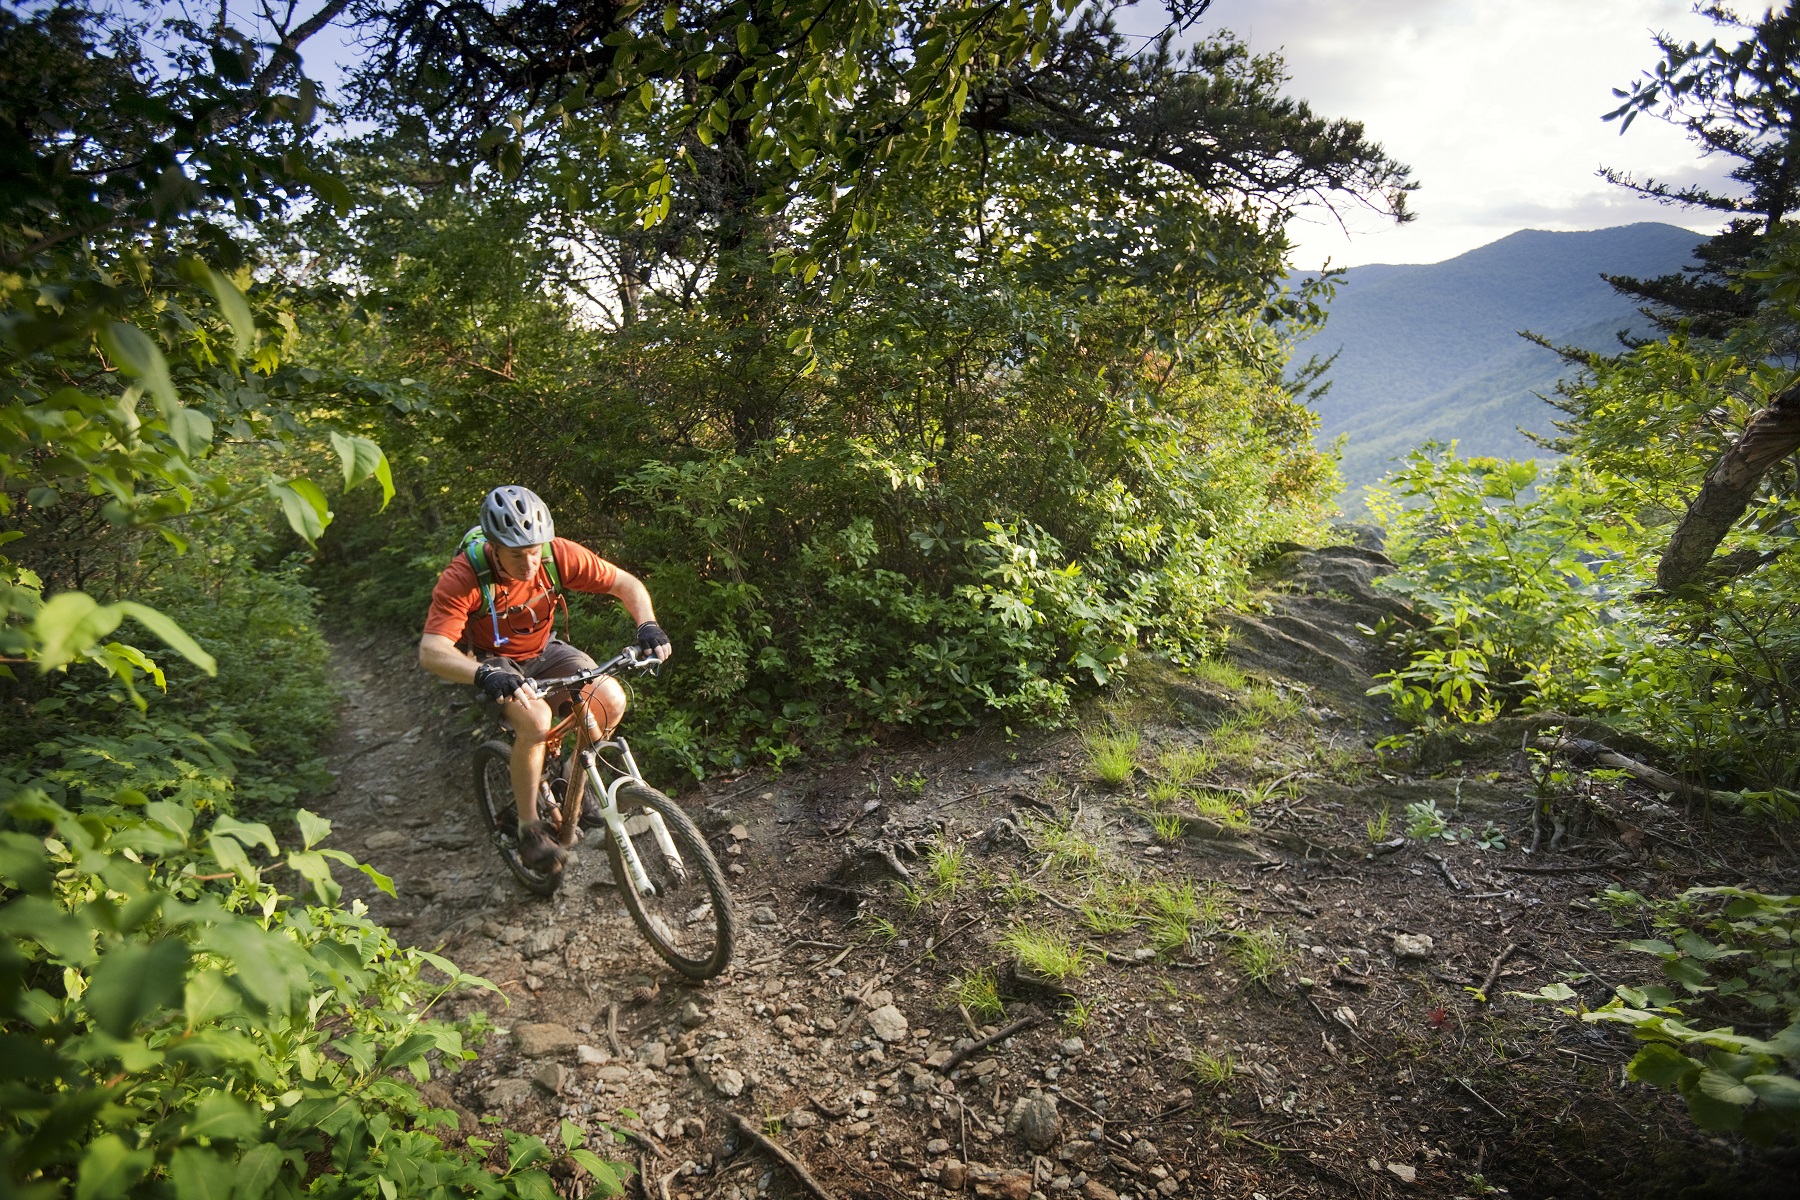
left=473, top=739, right=560, bottom=897
left=605, top=783, right=735, bottom=979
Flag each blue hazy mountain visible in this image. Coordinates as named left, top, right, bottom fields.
left=1296, top=222, right=1703, bottom=502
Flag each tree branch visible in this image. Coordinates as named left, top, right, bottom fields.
left=1657, top=384, right=1800, bottom=591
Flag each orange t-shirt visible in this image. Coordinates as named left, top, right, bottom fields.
left=423, top=536, right=619, bottom=659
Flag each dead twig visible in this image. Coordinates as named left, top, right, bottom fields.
left=1456, top=1076, right=1510, bottom=1120
left=1423, top=851, right=1463, bottom=891
left=936, top=1015, right=1043, bottom=1074
left=727, top=1112, right=839, bottom=1200
left=1475, top=943, right=1520, bottom=1006
left=1498, top=863, right=1618, bottom=875
left=606, top=1002, right=624, bottom=1058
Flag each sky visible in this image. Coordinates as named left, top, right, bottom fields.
left=276, top=0, right=1736, bottom=271
left=1128, top=0, right=1736, bottom=269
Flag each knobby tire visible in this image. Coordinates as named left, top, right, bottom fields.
left=605, top=783, right=736, bottom=979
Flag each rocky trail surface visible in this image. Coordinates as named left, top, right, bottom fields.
left=316, top=543, right=1796, bottom=1200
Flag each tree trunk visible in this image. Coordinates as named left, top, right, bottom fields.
left=1657, top=385, right=1800, bottom=590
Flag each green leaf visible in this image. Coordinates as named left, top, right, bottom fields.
left=33, top=592, right=124, bottom=671
left=85, top=938, right=189, bottom=1037
left=166, top=403, right=215, bottom=459
left=232, top=1142, right=286, bottom=1199
left=329, top=433, right=394, bottom=510
left=1745, top=1073, right=1800, bottom=1111
left=317, top=849, right=395, bottom=897
left=567, top=1147, right=626, bottom=1193
left=211, top=816, right=278, bottom=856
left=284, top=850, right=338, bottom=902
left=294, top=809, right=331, bottom=851
left=206, top=832, right=258, bottom=881
left=1697, top=1067, right=1758, bottom=1106
left=114, top=601, right=218, bottom=676
left=185, top=1093, right=262, bottom=1141
left=1628, top=1042, right=1697, bottom=1087
left=558, top=1118, right=584, bottom=1151
left=184, top=969, right=238, bottom=1027
left=170, top=1146, right=235, bottom=1200
left=100, top=322, right=178, bottom=416
left=75, top=1133, right=154, bottom=1200
left=0, top=831, right=53, bottom=894
left=0, top=895, right=97, bottom=964
left=376, top=1032, right=437, bottom=1073
left=190, top=264, right=256, bottom=356
left=269, top=477, right=330, bottom=544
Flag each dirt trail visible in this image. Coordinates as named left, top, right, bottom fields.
left=315, top=546, right=1796, bottom=1200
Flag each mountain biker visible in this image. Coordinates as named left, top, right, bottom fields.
left=417, top=485, right=672, bottom=872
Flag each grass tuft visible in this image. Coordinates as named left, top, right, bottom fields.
left=1083, top=727, right=1141, bottom=788
left=1193, top=791, right=1250, bottom=833
left=1002, top=926, right=1093, bottom=982
left=1156, top=743, right=1216, bottom=785
left=949, top=968, right=1005, bottom=1023
left=925, top=838, right=967, bottom=898
left=1229, top=925, right=1294, bottom=986
left=1186, top=1048, right=1235, bottom=1088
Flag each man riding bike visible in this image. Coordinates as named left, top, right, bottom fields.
left=417, top=485, right=672, bottom=872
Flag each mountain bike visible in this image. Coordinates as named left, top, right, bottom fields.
left=471, top=646, right=735, bottom=979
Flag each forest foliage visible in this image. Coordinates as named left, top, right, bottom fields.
left=0, top=1, right=1414, bottom=1194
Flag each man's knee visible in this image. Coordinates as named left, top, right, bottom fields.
left=506, top=696, right=554, bottom=742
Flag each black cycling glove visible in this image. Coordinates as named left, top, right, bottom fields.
left=473, top=662, right=526, bottom=701
left=636, top=621, right=671, bottom=655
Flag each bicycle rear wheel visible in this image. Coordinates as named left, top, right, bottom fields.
left=605, top=783, right=735, bottom=979
left=473, top=740, right=561, bottom=896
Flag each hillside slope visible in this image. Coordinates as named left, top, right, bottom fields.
left=1298, top=222, right=1701, bottom=499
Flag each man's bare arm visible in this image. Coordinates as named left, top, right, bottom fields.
left=419, top=632, right=479, bottom=684
left=605, top=568, right=671, bottom=660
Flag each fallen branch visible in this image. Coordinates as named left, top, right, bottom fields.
left=1474, top=943, right=1520, bottom=1006
left=1422, top=851, right=1463, bottom=891
left=1533, top=736, right=1713, bottom=802
left=935, top=1015, right=1044, bottom=1074
left=727, top=1112, right=839, bottom=1200
left=1497, top=864, right=1614, bottom=876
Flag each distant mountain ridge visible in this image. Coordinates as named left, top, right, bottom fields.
left=1296, top=222, right=1703, bottom=501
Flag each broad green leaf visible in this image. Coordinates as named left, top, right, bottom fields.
left=376, top=1032, right=437, bottom=1073
left=184, top=969, right=238, bottom=1027
left=1628, top=1042, right=1697, bottom=1087
left=85, top=938, right=189, bottom=1037
left=166, top=403, right=215, bottom=459
left=284, top=850, right=338, bottom=902
left=75, top=1133, right=154, bottom=1200
left=1696, top=1067, right=1757, bottom=1106
left=170, top=1146, right=235, bottom=1200
left=328, top=433, right=394, bottom=510
left=269, top=478, right=330, bottom=544
left=206, top=833, right=258, bottom=881
left=558, top=1118, right=584, bottom=1150
left=0, top=895, right=97, bottom=964
left=114, top=602, right=218, bottom=676
left=0, top=831, right=52, bottom=894
left=185, top=1093, right=262, bottom=1141
left=99, top=322, right=177, bottom=416
left=33, top=592, right=125, bottom=671
left=567, top=1147, right=626, bottom=1193
left=197, top=921, right=309, bottom=1015
left=1745, top=1073, right=1800, bottom=1111
left=211, top=816, right=278, bottom=856
left=191, top=264, right=256, bottom=356
left=232, top=1142, right=286, bottom=1199
left=294, top=809, right=331, bottom=851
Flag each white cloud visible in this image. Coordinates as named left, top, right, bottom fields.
left=1131, top=0, right=1736, bottom=266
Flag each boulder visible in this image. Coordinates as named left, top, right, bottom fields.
left=485, top=1078, right=534, bottom=1110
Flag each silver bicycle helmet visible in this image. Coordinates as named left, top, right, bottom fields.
left=479, top=485, right=555, bottom=547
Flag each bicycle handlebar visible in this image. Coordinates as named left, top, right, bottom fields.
left=525, top=644, right=663, bottom=697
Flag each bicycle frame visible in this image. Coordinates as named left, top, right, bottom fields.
left=523, top=650, right=682, bottom=897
